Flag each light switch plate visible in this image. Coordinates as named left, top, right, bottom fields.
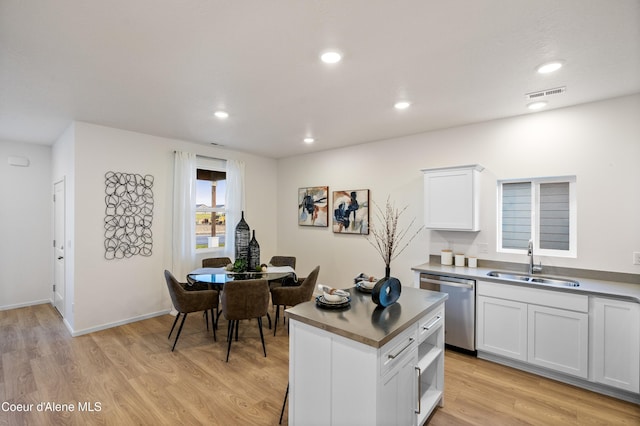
left=633, top=252, right=640, bottom=265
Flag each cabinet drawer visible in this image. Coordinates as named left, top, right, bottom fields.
left=478, top=280, right=588, bottom=312
left=380, top=324, right=418, bottom=377
left=418, top=308, right=444, bottom=343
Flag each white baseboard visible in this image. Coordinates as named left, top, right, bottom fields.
left=0, top=299, right=50, bottom=311
left=70, top=309, right=172, bottom=337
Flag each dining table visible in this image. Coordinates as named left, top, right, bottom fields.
left=187, top=266, right=296, bottom=289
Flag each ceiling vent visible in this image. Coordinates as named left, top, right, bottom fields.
left=525, top=86, right=566, bottom=101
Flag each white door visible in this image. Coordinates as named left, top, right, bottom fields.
left=53, top=180, right=65, bottom=317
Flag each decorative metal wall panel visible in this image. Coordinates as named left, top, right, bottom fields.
left=104, top=172, right=154, bottom=259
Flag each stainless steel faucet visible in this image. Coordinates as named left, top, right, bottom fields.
left=528, top=240, right=542, bottom=274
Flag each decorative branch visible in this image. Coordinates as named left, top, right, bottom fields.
left=367, top=196, right=424, bottom=268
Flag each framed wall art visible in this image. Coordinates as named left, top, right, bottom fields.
left=332, top=189, right=369, bottom=234
left=298, top=186, right=328, bottom=226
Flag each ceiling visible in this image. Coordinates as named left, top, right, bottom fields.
left=1, top=1, right=639, bottom=159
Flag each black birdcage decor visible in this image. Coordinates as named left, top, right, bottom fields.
left=248, top=230, right=260, bottom=271
left=235, top=211, right=250, bottom=261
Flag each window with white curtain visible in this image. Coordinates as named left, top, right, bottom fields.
left=195, top=157, right=227, bottom=251
left=498, top=176, right=576, bottom=257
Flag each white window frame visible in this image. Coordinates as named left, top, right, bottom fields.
left=195, top=156, right=227, bottom=254
left=497, top=175, right=577, bottom=258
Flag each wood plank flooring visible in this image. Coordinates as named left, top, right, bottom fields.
left=1, top=304, right=638, bottom=425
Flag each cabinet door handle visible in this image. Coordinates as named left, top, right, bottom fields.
left=423, top=315, right=442, bottom=331
left=387, top=337, right=414, bottom=360
left=415, top=366, right=421, bottom=414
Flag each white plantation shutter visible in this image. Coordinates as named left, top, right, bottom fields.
left=501, top=182, right=531, bottom=250
left=539, top=182, right=570, bottom=250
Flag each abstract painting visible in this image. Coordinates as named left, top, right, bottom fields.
left=298, top=186, right=328, bottom=226
left=332, top=189, right=369, bottom=234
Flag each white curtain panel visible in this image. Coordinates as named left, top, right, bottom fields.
left=224, top=159, right=245, bottom=259
left=172, top=151, right=197, bottom=278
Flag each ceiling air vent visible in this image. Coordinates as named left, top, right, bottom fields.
left=525, top=86, right=566, bottom=101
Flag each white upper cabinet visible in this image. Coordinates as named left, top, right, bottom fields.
left=422, top=165, right=483, bottom=231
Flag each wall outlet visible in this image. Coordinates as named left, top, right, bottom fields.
left=478, top=243, right=489, bottom=254
left=633, top=252, right=640, bottom=265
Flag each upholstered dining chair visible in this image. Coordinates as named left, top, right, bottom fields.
left=202, top=256, right=232, bottom=268
left=270, top=265, right=320, bottom=336
left=164, top=270, right=219, bottom=351
left=268, top=256, right=298, bottom=291
left=221, top=279, right=270, bottom=362
left=269, top=256, right=296, bottom=269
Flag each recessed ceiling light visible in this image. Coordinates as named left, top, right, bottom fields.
left=527, top=101, right=548, bottom=110
left=303, top=137, right=315, bottom=144
left=537, top=61, right=563, bottom=74
left=214, top=111, right=229, bottom=119
left=320, top=51, right=342, bottom=64
left=394, top=101, right=411, bottom=110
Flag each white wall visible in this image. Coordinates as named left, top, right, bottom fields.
left=69, top=122, right=278, bottom=334
left=0, top=141, right=52, bottom=309
left=277, top=95, right=640, bottom=288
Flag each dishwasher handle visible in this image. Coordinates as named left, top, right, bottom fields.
left=420, top=277, right=474, bottom=289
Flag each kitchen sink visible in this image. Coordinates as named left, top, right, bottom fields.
left=486, top=271, right=531, bottom=281
left=487, top=271, right=579, bottom=287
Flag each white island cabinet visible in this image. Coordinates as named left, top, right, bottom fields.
left=286, top=287, right=447, bottom=426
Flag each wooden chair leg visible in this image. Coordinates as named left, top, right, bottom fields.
left=171, top=313, right=188, bottom=351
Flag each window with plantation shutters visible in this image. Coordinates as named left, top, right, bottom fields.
left=498, top=176, right=576, bottom=257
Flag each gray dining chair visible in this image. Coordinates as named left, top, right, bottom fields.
left=202, top=256, right=232, bottom=268
left=270, top=265, right=320, bottom=336
left=164, top=270, right=219, bottom=351
left=221, top=278, right=270, bottom=362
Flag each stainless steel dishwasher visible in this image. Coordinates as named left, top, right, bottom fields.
left=420, top=273, right=476, bottom=353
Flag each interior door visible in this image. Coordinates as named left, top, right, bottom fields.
left=53, top=180, right=65, bottom=317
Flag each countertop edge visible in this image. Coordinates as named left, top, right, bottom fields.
left=286, top=290, right=448, bottom=348
left=412, top=263, right=640, bottom=303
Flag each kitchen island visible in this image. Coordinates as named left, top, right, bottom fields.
left=286, top=286, right=447, bottom=426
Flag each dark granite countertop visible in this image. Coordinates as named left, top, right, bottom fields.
left=285, top=286, right=448, bottom=348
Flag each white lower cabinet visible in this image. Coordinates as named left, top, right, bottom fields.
left=477, top=280, right=640, bottom=401
left=477, top=281, right=589, bottom=379
left=380, top=347, right=418, bottom=426
left=477, top=295, right=527, bottom=361
left=528, top=304, right=588, bottom=378
left=591, top=297, right=640, bottom=393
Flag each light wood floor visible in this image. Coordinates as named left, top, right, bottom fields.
left=1, top=304, right=638, bottom=425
